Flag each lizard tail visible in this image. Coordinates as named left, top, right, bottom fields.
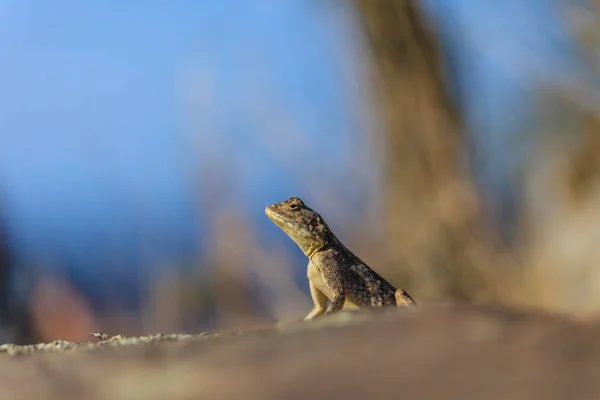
left=395, top=289, right=417, bottom=307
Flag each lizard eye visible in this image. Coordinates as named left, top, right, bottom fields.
left=289, top=202, right=300, bottom=211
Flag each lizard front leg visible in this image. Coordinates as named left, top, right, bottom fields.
left=325, top=290, right=346, bottom=314
left=320, top=258, right=347, bottom=315
left=304, top=280, right=328, bottom=320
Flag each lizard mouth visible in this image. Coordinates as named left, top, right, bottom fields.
left=265, top=206, right=287, bottom=228
left=265, top=206, right=304, bottom=235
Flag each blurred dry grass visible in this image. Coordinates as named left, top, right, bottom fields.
left=354, top=0, right=600, bottom=318
left=351, top=0, right=600, bottom=318
left=352, top=0, right=496, bottom=303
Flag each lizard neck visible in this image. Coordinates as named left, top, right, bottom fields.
left=304, top=231, right=339, bottom=260
left=306, top=233, right=345, bottom=261
left=305, top=241, right=324, bottom=260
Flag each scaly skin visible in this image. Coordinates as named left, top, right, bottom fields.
left=265, top=197, right=416, bottom=320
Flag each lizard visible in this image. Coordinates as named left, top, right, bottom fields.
left=265, top=197, right=416, bottom=320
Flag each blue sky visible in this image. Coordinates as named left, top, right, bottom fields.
left=0, top=0, right=375, bottom=303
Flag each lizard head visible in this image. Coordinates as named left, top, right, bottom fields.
left=265, top=197, right=329, bottom=258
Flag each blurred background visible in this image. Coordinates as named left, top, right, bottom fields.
left=1, top=0, right=599, bottom=344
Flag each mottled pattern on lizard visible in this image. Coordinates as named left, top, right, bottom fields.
left=265, top=197, right=416, bottom=320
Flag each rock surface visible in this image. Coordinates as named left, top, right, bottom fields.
left=0, top=304, right=598, bottom=400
